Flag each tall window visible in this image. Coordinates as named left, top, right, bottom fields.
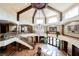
left=35, top=19, right=44, bottom=34
left=64, top=6, right=79, bottom=19
left=48, top=17, right=58, bottom=24
left=36, top=19, right=44, bottom=24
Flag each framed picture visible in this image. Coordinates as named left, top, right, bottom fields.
left=74, top=25, right=79, bottom=34
left=68, top=24, right=79, bottom=34
left=49, top=27, right=57, bottom=32
left=68, top=26, right=71, bottom=31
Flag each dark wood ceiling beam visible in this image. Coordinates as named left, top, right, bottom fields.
left=47, top=5, right=61, bottom=13
left=32, top=9, right=37, bottom=23
left=17, top=5, right=32, bottom=21
left=60, top=12, right=62, bottom=21
left=17, top=12, right=19, bottom=21
left=41, top=9, right=47, bottom=24
left=47, top=5, right=62, bottom=21
left=18, top=5, right=32, bottom=14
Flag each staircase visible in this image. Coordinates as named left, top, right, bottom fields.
left=20, top=37, right=34, bottom=48
left=0, top=37, right=34, bottom=50
left=16, top=37, right=33, bottom=49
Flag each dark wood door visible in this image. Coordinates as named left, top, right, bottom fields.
left=39, top=36, right=44, bottom=43
left=63, top=41, right=68, bottom=53
left=0, top=24, right=9, bottom=33
left=72, top=45, right=79, bottom=56
left=27, top=25, right=33, bottom=33
left=1, top=25, right=6, bottom=33
left=35, top=36, right=38, bottom=43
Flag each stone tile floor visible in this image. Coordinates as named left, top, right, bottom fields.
left=14, top=43, right=67, bottom=56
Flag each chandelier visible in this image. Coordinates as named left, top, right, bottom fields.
left=31, top=3, right=46, bottom=9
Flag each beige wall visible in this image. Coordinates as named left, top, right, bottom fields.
left=0, top=7, right=16, bottom=21
left=57, top=25, right=62, bottom=34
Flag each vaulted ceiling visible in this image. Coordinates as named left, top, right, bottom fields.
left=0, top=3, right=75, bottom=22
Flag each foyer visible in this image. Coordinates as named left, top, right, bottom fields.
left=0, top=3, right=79, bottom=56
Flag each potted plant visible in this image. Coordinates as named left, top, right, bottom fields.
left=56, top=31, right=60, bottom=40
left=43, top=31, right=49, bottom=44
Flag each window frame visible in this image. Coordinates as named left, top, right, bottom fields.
left=63, top=5, right=79, bottom=20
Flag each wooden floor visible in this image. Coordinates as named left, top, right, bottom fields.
left=0, top=43, right=67, bottom=56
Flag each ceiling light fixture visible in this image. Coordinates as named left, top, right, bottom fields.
left=31, top=3, right=46, bottom=9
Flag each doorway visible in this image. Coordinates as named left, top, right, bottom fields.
left=1, top=25, right=6, bottom=33
left=0, top=24, right=9, bottom=33
left=72, top=45, right=79, bottom=56
left=63, top=41, right=68, bottom=53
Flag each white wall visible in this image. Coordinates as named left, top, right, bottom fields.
left=0, top=8, right=16, bottom=22
left=19, top=19, right=32, bottom=25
